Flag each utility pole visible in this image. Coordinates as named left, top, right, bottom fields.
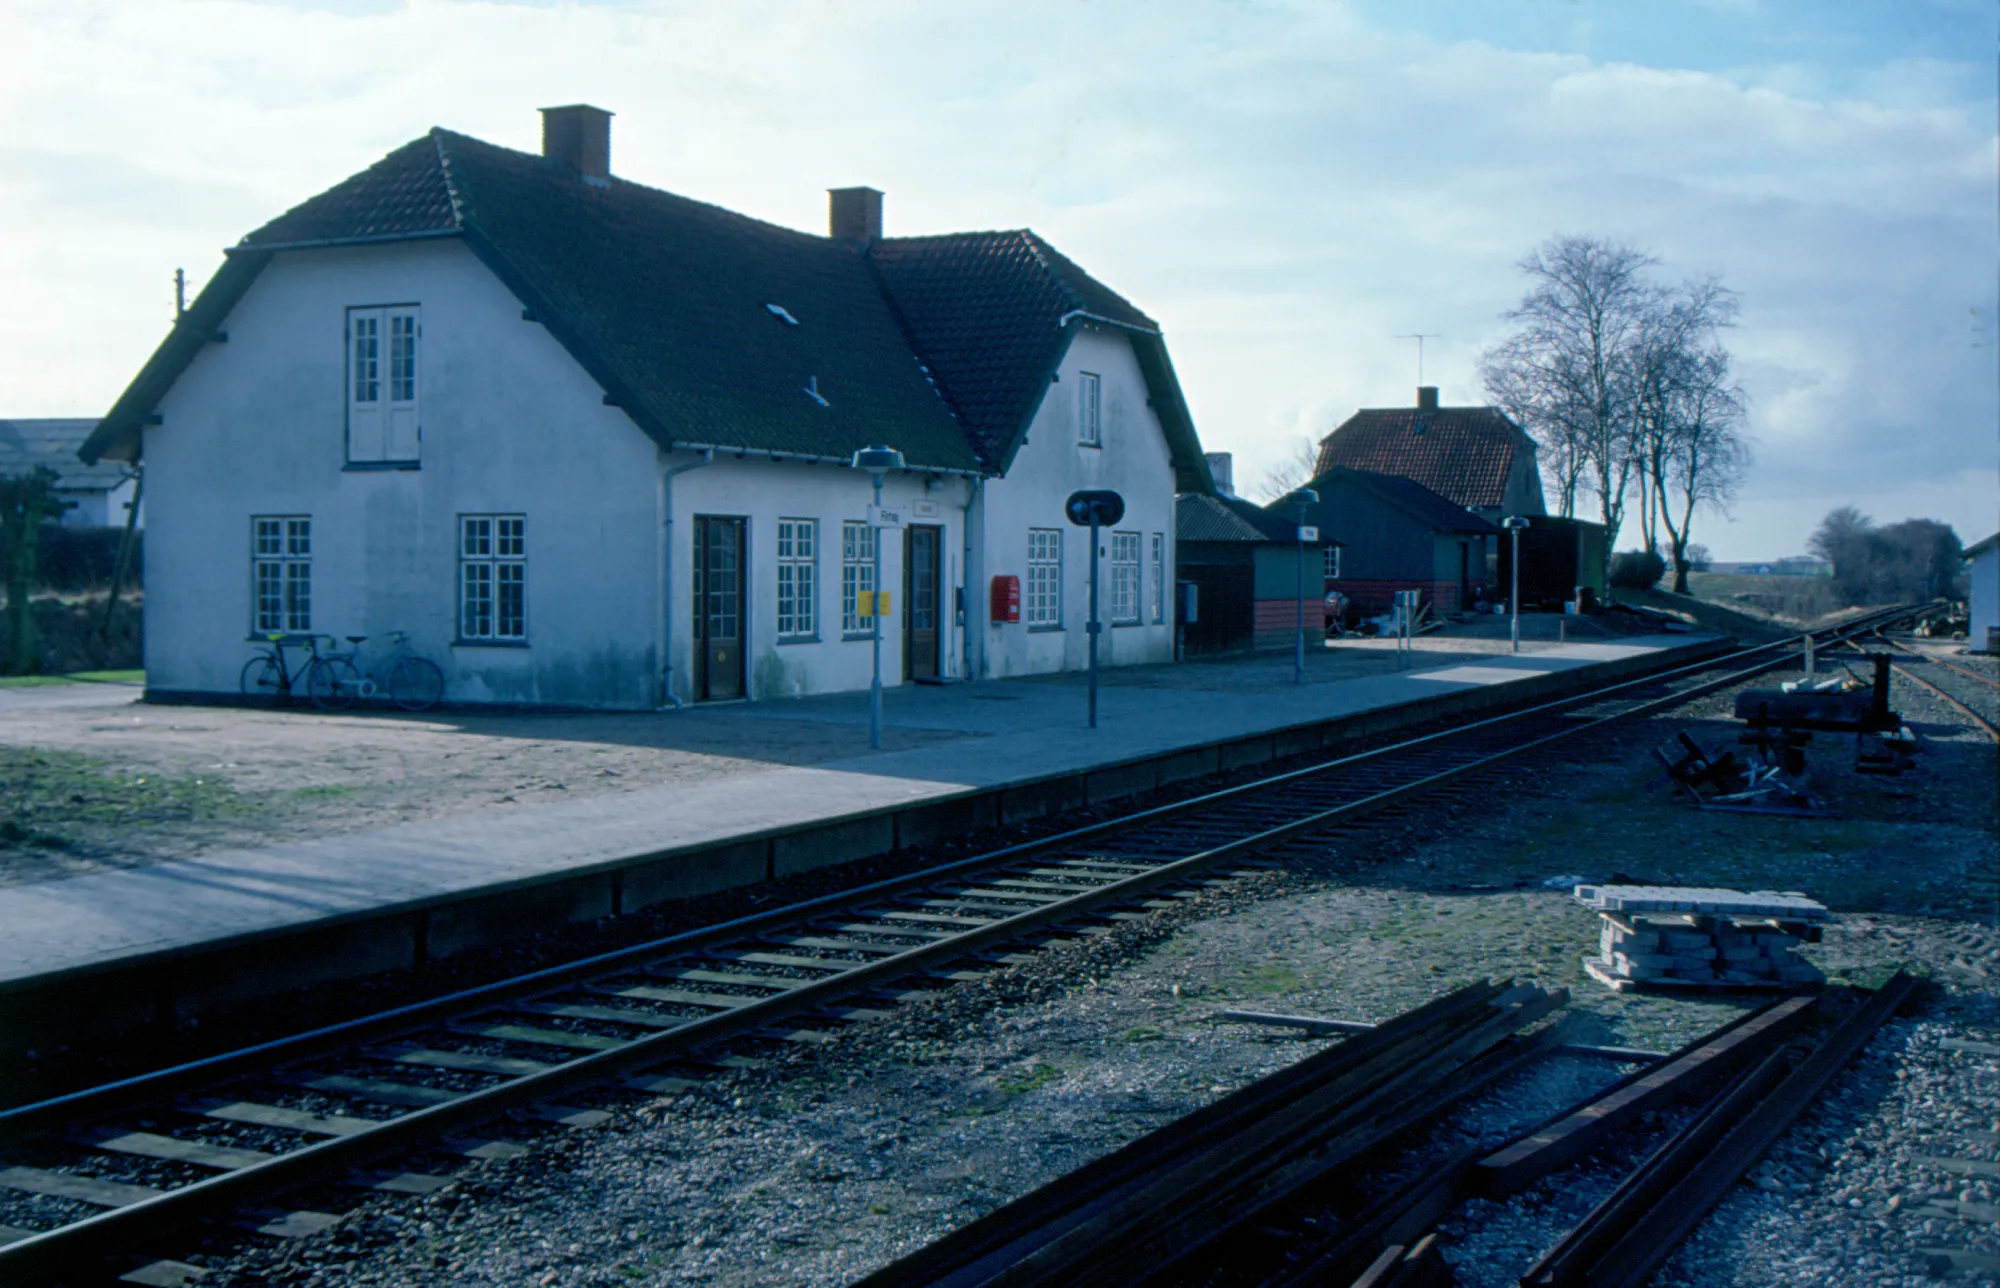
left=1503, top=516, right=1529, bottom=653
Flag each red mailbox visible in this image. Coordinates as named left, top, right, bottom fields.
left=990, top=574, right=1021, bottom=624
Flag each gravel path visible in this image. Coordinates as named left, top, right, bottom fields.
left=163, top=663, right=2000, bottom=1286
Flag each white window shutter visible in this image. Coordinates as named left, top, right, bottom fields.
left=385, top=309, right=420, bottom=461
left=347, top=307, right=386, bottom=462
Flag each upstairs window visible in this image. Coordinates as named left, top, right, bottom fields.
left=1324, top=545, right=1342, bottom=579
left=348, top=305, right=421, bottom=465
left=1077, top=371, right=1102, bottom=447
left=251, top=516, right=311, bottom=634
left=460, top=515, right=526, bottom=641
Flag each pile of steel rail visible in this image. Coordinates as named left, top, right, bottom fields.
left=851, top=979, right=1573, bottom=1288
left=856, top=970, right=1917, bottom=1288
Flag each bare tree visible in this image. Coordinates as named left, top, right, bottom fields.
left=1480, top=235, right=1658, bottom=551
left=1481, top=334, right=1588, bottom=517
left=1253, top=435, right=1323, bottom=502
left=1629, top=275, right=1745, bottom=589
left=1652, top=346, right=1750, bottom=593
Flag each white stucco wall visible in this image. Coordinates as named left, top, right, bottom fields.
left=973, top=325, right=1178, bottom=678
left=143, top=238, right=664, bottom=707
left=665, top=457, right=969, bottom=702
left=1969, top=546, right=1998, bottom=649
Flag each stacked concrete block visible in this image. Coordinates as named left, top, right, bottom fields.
left=1574, top=884, right=1827, bottom=992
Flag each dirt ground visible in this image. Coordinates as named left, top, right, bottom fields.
left=0, top=621, right=1674, bottom=886
left=187, top=662, right=1999, bottom=1288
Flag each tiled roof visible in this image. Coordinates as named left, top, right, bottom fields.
left=86, top=126, right=1209, bottom=487
left=1312, top=406, right=1533, bottom=511
left=1177, top=492, right=1293, bottom=544
left=0, top=420, right=127, bottom=490
left=868, top=231, right=1156, bottom=469
left=1307, top=468, right=1497, bottom=535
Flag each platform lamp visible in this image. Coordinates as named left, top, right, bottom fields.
left=1285, top=488, right=1321, bottom=685
left=851, top=445, right=905, bottom=749
left=1502, top=515, right=1530, bottom=653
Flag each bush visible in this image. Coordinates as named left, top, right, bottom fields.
left=1610, top=549, right=1666, bottom=590
left=0, top=523, right=142, bottom=592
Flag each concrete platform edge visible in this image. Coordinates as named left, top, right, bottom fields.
left=0, top=637, right=1730, bottom=1052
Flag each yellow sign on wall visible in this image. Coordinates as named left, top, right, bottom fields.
left=856, top=591, right=893, bottom=617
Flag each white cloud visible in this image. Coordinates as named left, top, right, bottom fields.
left=0, top=0, right=1991, bottom=557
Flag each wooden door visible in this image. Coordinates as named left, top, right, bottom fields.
left=693, top=516, right=745, bottom=701
left=904, top=524, right=941, bottom=680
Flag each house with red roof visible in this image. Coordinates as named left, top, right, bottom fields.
left=81, top=106, right=1213, bottom=708
left=1311, top=387, right=1544, bottom=524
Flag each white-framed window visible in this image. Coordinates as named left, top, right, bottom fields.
left=841, top=521, right=875, bottom=636
left=1110, top=531, right=1140, bottom=624
left=1027, top=528, right=1063, bottom=628
left=1077, top=371, right=1102, bottom=447
left=251, top=516, right=311, bottom=633
left=777, top=518, right=818, bottom=640
left=1324, top=545, right=1342, bottom=579
left=460, top=514, right=526, bottom=641
left=347, top=304, right=421, bottom=464
left=1150, top=532, right=1166, bottom=623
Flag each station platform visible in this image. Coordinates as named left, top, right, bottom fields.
left=0, top=633, right=1723, bottom=1050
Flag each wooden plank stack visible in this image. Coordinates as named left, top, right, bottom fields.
left=1572, top=884, right=1827, bottom=992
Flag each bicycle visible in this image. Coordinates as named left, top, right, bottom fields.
left=307, top=630, right=445, bottom=712
left=239, top=633, right=331, bottom=706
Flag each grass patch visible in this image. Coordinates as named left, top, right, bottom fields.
left=1231, top=963, right=1305, bottom=997
left=1121, top=1024, right=1166, bottom=1043
left=288, top=784, right=363, bottom=801
left=996, top=1062, right=1062, bottom=1097
left=0, top=747, right=260, bottom=851
left=0, top=669, right=145, bottom=688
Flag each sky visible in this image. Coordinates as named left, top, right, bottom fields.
left=1, top=0, right=1994, bottom=559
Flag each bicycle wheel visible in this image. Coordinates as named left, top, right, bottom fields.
left=239, top=656, right=284, bottom=706
left=307, top=658, right=361, bottom=711
left=385, top=656, right=444, bottom=712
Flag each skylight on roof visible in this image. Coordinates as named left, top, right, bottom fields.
left=766, top=303, right=800, bottom=326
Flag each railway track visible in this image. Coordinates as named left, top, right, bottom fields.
left=0, top=605, right=1921, bottom=1284
left=856, top=973, right=1919, bottom=1288
left=1865, top=632, right=2000, bottom=742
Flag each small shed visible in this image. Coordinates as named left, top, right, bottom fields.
left=1290, top=468, right=1497, bottom=615
left=1966, top=533, right=1999, bottom=652
left=1175, top=493, right=1319, bottom=654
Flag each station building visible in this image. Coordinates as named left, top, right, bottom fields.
left=82, top=107, right=1213, bottom=708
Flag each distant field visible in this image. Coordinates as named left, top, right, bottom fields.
left=1683, top=571, right=1845, bottom=624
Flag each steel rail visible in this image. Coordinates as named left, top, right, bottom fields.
left=1864, top=633, right=2000, bottom=742
left=0, top=605, right=1922, bottom=1283
left=1, top=605, right=1916, bottom=1144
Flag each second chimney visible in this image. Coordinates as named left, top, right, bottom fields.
left=829, top=187, right=883, bottom=245
left=1417, top=386, right=1439, bottom=411
left=542, top=105, right=613, bottom=185
left=1204, top=452, right=1235, bottom=496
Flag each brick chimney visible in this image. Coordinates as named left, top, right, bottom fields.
left=1417, top=386, right=1439, bottom=411
left=829, top=187, right=883, bottom=245
left=541, top=105, right=613, bottom=185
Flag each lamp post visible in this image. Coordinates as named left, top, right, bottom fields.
left=1285, top=489, right=1320, bottom=684
left=1502, top=515, right=1529, bottom=654
left=851, top=445, right=905, bottom=749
